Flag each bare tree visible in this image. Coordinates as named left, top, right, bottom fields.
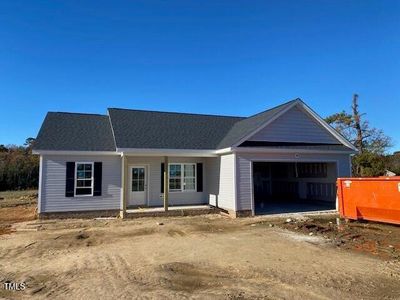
left=325, top=94, right=392, bottom=176
left=325, top=94, right=392, bottom=155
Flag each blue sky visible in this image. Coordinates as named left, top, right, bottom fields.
left=0, top=0, right=399, bottom=151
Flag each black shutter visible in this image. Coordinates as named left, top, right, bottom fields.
left=65, top=162, right=75, bottom=197
left=196, top=163, right=203, bottom=192
left=161, top=163, right=165, bottom=193
left=93, top=162, right=102, bottom=196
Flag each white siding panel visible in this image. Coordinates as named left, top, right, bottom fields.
left=217, top=154, right=236, bottom=211
left=248, top=105, right=339, bottom=144
left=41, top=155, right=121, bottom=212
left=205, top=157, right=219, bottom=195
left=236, top=155, right=252, bottom=211
left=126, top=156, right=208, bottom=206
left=236, top=152, right=351, bottom=211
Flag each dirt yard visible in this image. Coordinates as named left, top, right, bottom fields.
left=0, top=190, right=37, bottom=235
left=0, top=192, right=400, bottom=299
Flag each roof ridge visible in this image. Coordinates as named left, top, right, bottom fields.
left=245, top=98, right=301, bottom=119
left=107, top=107, right=245, bottom=119
left=49, top=111, right=108, bottom=117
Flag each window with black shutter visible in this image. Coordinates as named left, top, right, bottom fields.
left=65, top=162, right=75, bottom=197
left=196, top=163, right=203, bottom=192
left=93, top=162, right=102, bottom=196
left=66, top=161, right=102, bottom=197
left=75, top=162, right=94, bottom=196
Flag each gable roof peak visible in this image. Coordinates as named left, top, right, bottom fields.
left=247, top=98, right=301, bottom=119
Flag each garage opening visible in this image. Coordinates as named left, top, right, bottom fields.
left=252, top=162, right=337, bottom=215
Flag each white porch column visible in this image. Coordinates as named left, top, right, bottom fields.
left=164, top=156, right=169, bottom=211
left=120, top=154, right=128, bottom=218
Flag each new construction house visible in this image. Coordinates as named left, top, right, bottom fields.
left=33, top=98, right=357, bottom=218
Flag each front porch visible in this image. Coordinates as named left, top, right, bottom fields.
left=119, top=152, right=219, bottom=218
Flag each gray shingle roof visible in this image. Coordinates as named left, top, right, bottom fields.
left=34, top=112, right=116, bottom=151
left=108, top=108, right=243, bottom=149
left=34, top=98, right=352, bottom=152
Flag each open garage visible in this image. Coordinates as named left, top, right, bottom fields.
left=252, top=161, right=337, bottom=215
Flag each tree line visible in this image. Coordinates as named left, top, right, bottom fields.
left=0, top=138, right=39, bottom=191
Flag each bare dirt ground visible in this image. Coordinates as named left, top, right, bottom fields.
left=0, top=192, right=399, bottom=299
left=264, top=214, right=400, bottom=261
left=0, top=190, right=36, bottom=235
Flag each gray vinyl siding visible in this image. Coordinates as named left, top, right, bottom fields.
left=126, top=156, right=208, bottom=206
left=216, top=154, right=236, bottom=211
left=236, top=152, right=351, bottom=211
left=40, top=155, right=121, bottom=212
left=248, top=105, right=339, bottom=144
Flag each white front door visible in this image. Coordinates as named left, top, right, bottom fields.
left=128, top=165, right=148, bottom=206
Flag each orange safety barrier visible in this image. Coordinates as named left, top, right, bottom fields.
left=337, top=177, right=400, bottom=225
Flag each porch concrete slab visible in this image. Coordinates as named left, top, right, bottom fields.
left=125, top=205, right=219, bottom=218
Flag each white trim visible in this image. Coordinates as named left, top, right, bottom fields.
left=119, top=148, right=217, bottom=157
left=215, top=147, right=233, bottom=155
left=32, top=147, right=353, bottom=157
left=233, top=153, right=237, bottom=211
left=233, top=147, right=355, bottom=154
left=232, top=100, right=299, bottom=147
left=120, top=155, right=127, bottom=211
left=249, top=160, right=254, bottom=216
left=168, top=163, right=197, bottom=193
left=33, top=149, right=218, bottom=157
left=249, top=157, right=340, bottom=163
left=32, top=150, right=119, bottom=156
left=74, top=162, right=94, bottom=197
left=298, top=102, right=358, bottom=151
left=37, top=155, right=43, bottom=214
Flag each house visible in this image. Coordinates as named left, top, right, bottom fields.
left=33, top=98, right=357, bottom=218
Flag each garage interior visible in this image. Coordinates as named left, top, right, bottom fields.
left=253, top=162, right=337, bottom=215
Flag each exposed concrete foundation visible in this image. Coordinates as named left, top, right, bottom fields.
left=235, top=210, right=253, bottom=218
left=39, top=210, right=120, bottom=220
left=219, top=209, right=253, bottom=218
left=38, top=207, right=250, bottom=219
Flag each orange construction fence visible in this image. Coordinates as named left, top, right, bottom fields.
left=337, top=177, right=400, bottom=225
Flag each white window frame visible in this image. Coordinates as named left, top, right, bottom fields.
left=74, top=162, right=94, bottom=197
left=168, top=163, right=197, bottom=193
left=168, top=163, right=182, bottom=192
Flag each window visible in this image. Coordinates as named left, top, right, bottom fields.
left=75, top=162, right=94, bottom=196
left=184, top=164, right=196, bottom=191
left=169, top=163, right=196, bottom=192
left=131, top=167, right=145, bottom=192
left=169, top=164, right=182, bottom=191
